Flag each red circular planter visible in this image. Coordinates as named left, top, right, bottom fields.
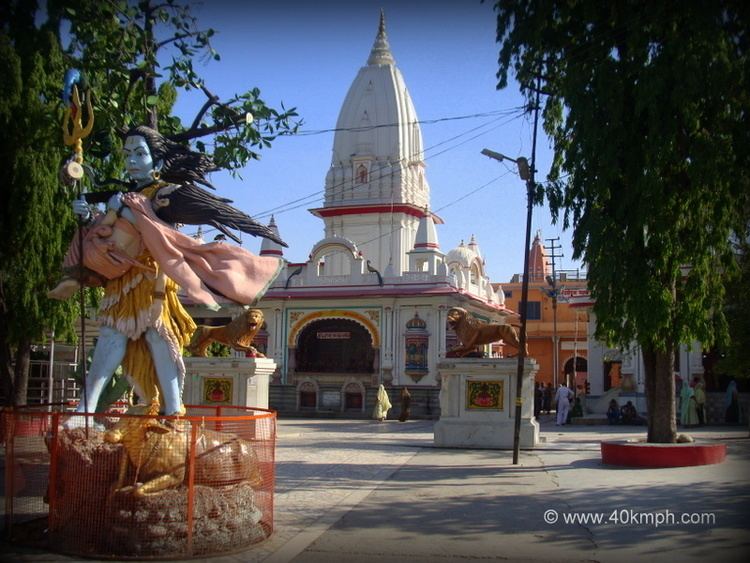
left=601, top=440, right=727, bottom=468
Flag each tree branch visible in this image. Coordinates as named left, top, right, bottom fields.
left=187, top=83, right=220, bottom=131
left=120, top=68, right=145, bottom=118
left=170, top=119, right=243, bottom=143
left=156, top=30, right=205, bottom=50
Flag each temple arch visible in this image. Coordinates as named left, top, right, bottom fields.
left=288, top=309, right=380, bottom=348
left=292, top=317, right=376, bottom=375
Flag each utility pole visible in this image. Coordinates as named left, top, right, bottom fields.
left=544, top=237, right=563, bottom=388
left=512, top=82, right=541, bottom=465
left=481, top=79, right=542, bottom=465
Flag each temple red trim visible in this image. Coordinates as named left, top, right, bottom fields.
left=309, top=204, right=444, bottom=224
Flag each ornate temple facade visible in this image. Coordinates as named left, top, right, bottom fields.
left=252, top=14, right=512, bottom=416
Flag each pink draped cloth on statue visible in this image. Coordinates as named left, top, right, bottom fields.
left=123, top=192, right=282, bottom=308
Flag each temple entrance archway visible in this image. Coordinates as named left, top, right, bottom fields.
left=564, top=355, right=588, bottom=390
left=294, top=318, right=375, bottom=374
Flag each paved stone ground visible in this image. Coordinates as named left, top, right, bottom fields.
left=2, top=415, right=748, bottom=562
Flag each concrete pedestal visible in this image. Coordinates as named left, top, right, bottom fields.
left=183, top=357, right=276, bottom=409
left=434, top=358, right=539, bottom=449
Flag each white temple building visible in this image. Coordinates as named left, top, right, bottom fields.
left=253, top=13, right=512, bottom=416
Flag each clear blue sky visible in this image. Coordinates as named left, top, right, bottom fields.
left=171, top=0, right=585, bottom=283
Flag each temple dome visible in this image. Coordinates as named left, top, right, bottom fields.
left=446, top=240, right=479, bottom=269
left=405, top=312, right=427, bottom=331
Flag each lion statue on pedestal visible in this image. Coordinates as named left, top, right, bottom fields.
left=187, top=308, right=265, bottom=357
left=446, top=306, right=526, bottom=357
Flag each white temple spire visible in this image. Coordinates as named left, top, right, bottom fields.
left=413, top=210, right=440, bottom=251
left=315, top=10, right=427, bottom=276
left=260, top=215, right=284, bottom=258
left=367, top=9, right=394, bottom=66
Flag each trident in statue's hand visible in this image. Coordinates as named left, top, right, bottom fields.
left=61, top=69, right=94, bottom=184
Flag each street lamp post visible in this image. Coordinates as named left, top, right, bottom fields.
left=481, top=148, right=533, bottom=465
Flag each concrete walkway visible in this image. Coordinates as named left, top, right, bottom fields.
left=2, top=415, right=749, bottom=562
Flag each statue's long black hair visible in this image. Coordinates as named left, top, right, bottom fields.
left=119, top=126, right=286, bottom=246
left=124, top=125, right=217, bottom=190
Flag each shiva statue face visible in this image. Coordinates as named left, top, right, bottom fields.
left=123, top=135, right=154, bottom=184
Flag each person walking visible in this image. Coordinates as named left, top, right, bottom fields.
left=725, top=379, right=740, bottom=423
left=534, top=382, right=543, bottom=418
left=554, top=383, right=574, bottom=426
left=398, top=387, right=411, bottom=422
left=606, top=399, right=621, bottom=425
left=373, top=384, right=392, bottom=422
left=680, top=379, right=700, bottom=427
left=693, top=378, right=706, bottom=425
left=543, top=383, right=553, bottom=414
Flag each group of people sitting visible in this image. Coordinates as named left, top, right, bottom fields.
left=606, top=399, right=643, bottom=425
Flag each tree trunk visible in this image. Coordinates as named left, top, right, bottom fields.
left=642, top=344, right=677, bottom=443
left=143, top=0, right=159, bottom=130
left=0, top=307, right=15, bottom=405
left=0, top=341, right=14, bottom=406
left=13, top=337, right=31, bottom=406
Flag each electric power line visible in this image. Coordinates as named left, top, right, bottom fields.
left=185, top=106, right=528, bottom=239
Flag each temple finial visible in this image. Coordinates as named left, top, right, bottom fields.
left=367, top=9, right=394, bottom=66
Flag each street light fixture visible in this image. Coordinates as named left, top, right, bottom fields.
left=482, top=147, right=535, bottom=465
left=480, top=149, right=530, bottom=181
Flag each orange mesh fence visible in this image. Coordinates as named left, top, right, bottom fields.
left=2, top=404, right=276, bottom=559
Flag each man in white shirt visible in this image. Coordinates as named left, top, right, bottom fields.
left=554, top=384, right=574, bottom=426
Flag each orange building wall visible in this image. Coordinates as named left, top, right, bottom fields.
left=495, top=279, right=589, bottom=387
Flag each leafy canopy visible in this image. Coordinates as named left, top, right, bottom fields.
left=47, top=0, right=300, bottom=176
left=494, top=0, right=750, bottom=351
left=0, top=0, right=299, bottom=404
left=0, top=5, right=79, bottom=348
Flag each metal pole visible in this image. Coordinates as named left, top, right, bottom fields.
left=47, top=330, right=56, bottom=409
left=552, top=295, right=558, bottom=388
left=512, top=178, right=534, bottom=464
left=572, top=310, right=579, bottom=388
left=545, top=237, right=562, bottom=388
left=77, top=188, right=89, bottom=432
left=512, top=84, right=541, bottom=465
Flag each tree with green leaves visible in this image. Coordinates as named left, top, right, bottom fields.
left=48, top=0, right=299, bottom=173
left=1, top=0, right=299, bottom=406
left=718, top=230, right=750, bottom=381
left=492, top=1, right=750, bottom=442
left=0, top=2, right=79, bottom=405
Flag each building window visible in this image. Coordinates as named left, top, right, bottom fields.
left=344, top=382, right=364, bottom=410
left=299, top=381, right=317, bottom=409
left=356, top=163, right=368, bottom=184
left=405, top=312, right=429, bottom=383
left=470, top=264, right=480, bottom=285
left=525, top=301, right=541, bottom=320
left=504, top=290, right=512, bottom=299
